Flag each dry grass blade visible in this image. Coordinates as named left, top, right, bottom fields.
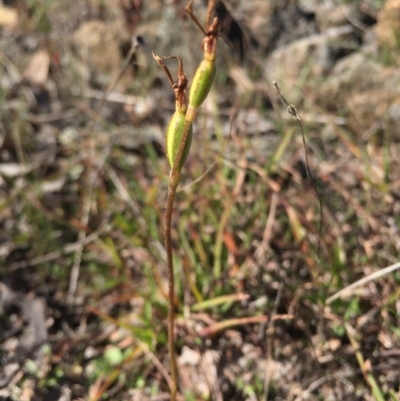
left=326, top=261, right=400, bottom=304
left=345, top=323, right=385, bottom=401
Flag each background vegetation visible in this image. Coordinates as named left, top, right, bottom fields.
left=0, top=0, right=399, bottom=400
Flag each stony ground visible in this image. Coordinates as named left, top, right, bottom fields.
left=0, top=0, right=400, bottom=400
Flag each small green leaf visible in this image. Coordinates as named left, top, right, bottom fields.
left=104, top=345, right=123, bottom=366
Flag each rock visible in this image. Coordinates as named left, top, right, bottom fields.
left=317, top=52, right=400, bottom=135
left=0, top=283, right=48, bottom=387
left=236, top=108, right=275, bottom=137
left=388, top=102, right=400, bottom=125
left=324, top=52, right=382, bottom=92
left=264, top=25, right=355, bottom=95
left=298, top=0, right=319, bottom=15
left=315, top=4, right=355, bottom=31
left=71, top=20, right=123, bottom=88
left=228, top=0, right=275, bottom=50
left=362, top=25, right=380, bottom=54
left=223, top=0, right=317, bottom=53
left=360, top=0, right=386, bottom=19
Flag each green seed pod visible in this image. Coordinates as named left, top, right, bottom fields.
left=189, top=59, right=216, bottom=109
left=166, top=110, right=193, bottom=170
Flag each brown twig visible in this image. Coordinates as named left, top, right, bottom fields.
left=273, top=81, right=323, bottom=261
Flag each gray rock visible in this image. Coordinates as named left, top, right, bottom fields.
left=264, top=25, right=355, bottom=95
left=316, top=3, right=356, bottom=31
left=298, top=0, right=321, bottom=15
left=317, top=52, right=400, bottom=135
left=71, top=20, right=123, bottom=87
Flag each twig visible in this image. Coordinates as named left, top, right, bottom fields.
left=273, top=81, right=323, bottom=260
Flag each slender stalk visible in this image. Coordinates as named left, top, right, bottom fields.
left=155, top=2, right=222, bottom=398
left=165, top=120, right=192, bottom=401
left=164, top=179, right=178, bottom=401
left=273, top=81, right=323, bottom=262
left=153, top=55, right=192, bottom=400
left=163, top=114, right=195, bottom=401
